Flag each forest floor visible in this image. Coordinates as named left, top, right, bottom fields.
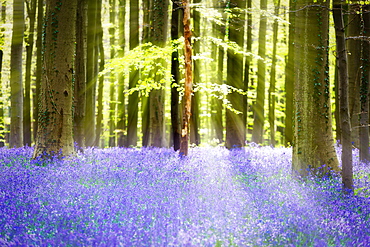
left=0, top=146, right=369, bottom=246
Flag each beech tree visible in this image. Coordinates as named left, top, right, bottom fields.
left=292, top=0, right=340, bottom=176
left=10, top=0, right=24, bottom=148
left=33, top=0, right=76, bottom=158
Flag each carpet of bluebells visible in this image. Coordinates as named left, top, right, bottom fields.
left=0, top=145, right=370, bottom=246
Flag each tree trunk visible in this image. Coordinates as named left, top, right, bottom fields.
left=251, top=0, right=267, bottom=145
left=346, top=4, right=361, bottom=147
left=180, top=0, right=192, bottom=156
left=24, top=0, right=36, bottom=146
left=360, top=4, right=370, bottom=162
left=10, top=0, right=25, bottom=148
left=190, top=0, right=201, bottom=146
left=171, top=1, right=182, bottom=151
left=292, top=0, right=340, bottom=176
left=127, top=0, right=139, bottom=147
left=141, top=0, right=150, bottom=147
left=95, top=1, right=104, bottom=147
left=225, top=0, right=246, bottom=149
left=210, top=0, right=225, bottom=144
left=243, top=0, right=252, bottom=143
left=85, top=0, right=98, bottom=147
left=117, top=0, right=126, bottom=147
left=268, top=0, right=280, bottom=147
left=0, top=1, right=6, bottom=147
left=148, top=0, right=169, bottom=147
left=74, top=0, right=87, bottom=150
left=33, top=0, right=43, bottom=143
left=284, top=0, right=295, bottom=147
left=33, top=0, right=76, bottom=158
left=333, top=0, right=353, bottom=191
left=108, top=0, right=116, bottom=147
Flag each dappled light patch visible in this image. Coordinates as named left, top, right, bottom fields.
left=0, top=146, right=369, bottom=245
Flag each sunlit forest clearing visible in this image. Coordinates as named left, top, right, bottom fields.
left=1, top=0, right=370, bottom=245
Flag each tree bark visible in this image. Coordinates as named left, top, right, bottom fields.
left=252, top=0, right=267, bottom=144
left=268, top=0, right=280, bottom=147
left=117, top=0, right=126, bottom=147
left=24, top=0, right=37, bottom=146
left=85, top=0, right=98, bottom=147
left=333, top=0, right=353, bottom=191
left=33, top=0, right=76, bottom=158
left=0, top=1, right=6, bottom=147
left=190, top=0, right=201, bottom=146
left=347, top=3, right=361, bottom=147
left=148, top=0, right=169, bottom=147
left=359, top=4, right=370, bottom=163
left=74, top=0, right=87, bottom=150
left=108, top=0, right=116, bottom=147
left=292, top=0, right=340, bottom=176
left=284, top=0, right=295, bottom=147
left=180, top=0, right=192, bottom=156
left=126, top=0, right=139, bottom=147
left=10, top=0, right=25, bottom=148
left=226, top=0, right=246, bottom=149
left=171, top=1, right=183, bottom=151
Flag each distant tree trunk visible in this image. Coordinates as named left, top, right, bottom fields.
left=108, top=0, right=116, bottom=147
left=33, top=0, right=43, bottom=142
left=225, top=0, right=246, bottom=149
left=190, top=0, right=201, bottom=146
left=33, top=0, right=76, bottom=158
left=0, top=1, right=6, bottom=147
left=141, top=0, right=150, bottom=147
left=10, top=0, right=24, bottom=148
left=347, top=3, right=361, bottom=147
left=211, top=0, right=225, bottom=144
left=95, top=1, right=104, bottom=147
left=180, top=0, right=192, bottom=156
left=74, top=0, right=87, bottom=150
left=148, top=0, right=169, bottom=147
left=24, top=0, right=36, bottom=146
left=292, top=0, right=340, bottom=176
left=117, top=0, right=126, bottom=147
left=360, top=4, right=370, bottom=162
left=171, top=1, right=182, bottom=151
left=243, top=0, right=252, bottom=142
left=333, top=0, right=353, bottom=191
left=126, top=0, right=139, bottom=147
left=268, top=0, right=280, bottom=147
left=284, top=0, right=295, bottom=147
left=251, top=0, right=267, bottom=144
left=85, top=0, right=98, bottom=147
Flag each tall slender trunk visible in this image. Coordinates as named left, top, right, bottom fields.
left=108, top=0, right=116, bottom=147
left=284, top=0, right=295, bottom=147
left=10, top=0, right=25, bottom=148
left=34, top=0, right=43, bottom=143
left=333, top=0, right=353, bottom=191
left=180, top=0, right=192, bottom=156
left=171, top=1, right=182, bottom=151
left=74, top=0, right=87, bottom=150
left=85, top=0, right=98, bottom=147
left=268, top=0, right=280, bottom=147
left=360, top=4, right=370, bottom=162
left=0, top=1, right=6, bottom=147
left=117, top=0, right=126, bottom=147
left=225, top=0, right=246, bottom=149
left=252, top=0, right=267, bottom=144
left=190, top=0, right=201, bottom=145
left=127, top=0, right=139, bottom=147
left=347, top=3, right=361, bottom=147
left=95, top=1, right=104, bottom=147
left=24, top=0, right=37, bottom=146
